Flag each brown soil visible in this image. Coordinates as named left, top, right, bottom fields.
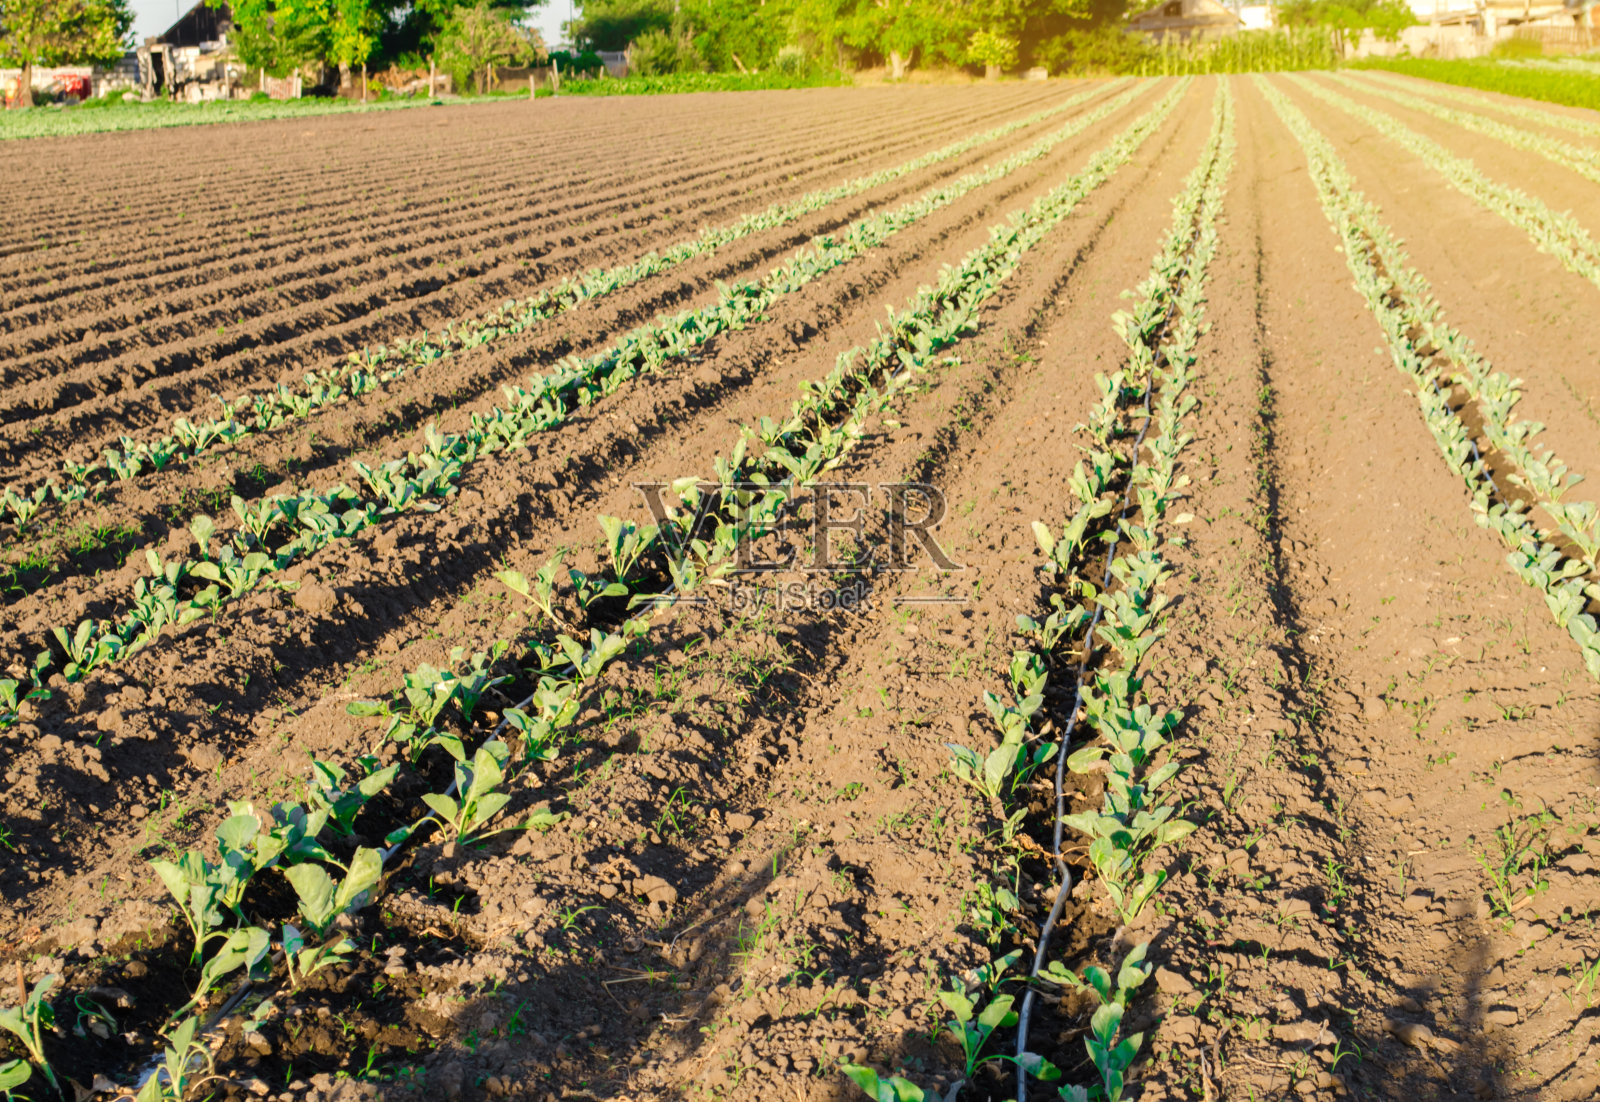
left=2, top=75, right=1598, bottom=1102
left=1281, top=72, right=1600, bottom=513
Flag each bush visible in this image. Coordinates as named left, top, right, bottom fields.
left=773, top=45, right=808, bottom=76
left=630, top=28, right=706, bottom=76
left=1490, top=35, right=1545, bottom=60
left=1037, top=27, right=1153, bottom=76
left=547, top=49, right=605, bottom=77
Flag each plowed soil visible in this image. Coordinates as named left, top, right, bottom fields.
left=2, top=75, right=1599, bottom=1102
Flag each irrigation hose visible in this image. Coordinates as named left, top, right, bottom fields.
left=1015, top=342, right=1160, bottom=1102
left=1014, top=145, right=1222, bottom=1096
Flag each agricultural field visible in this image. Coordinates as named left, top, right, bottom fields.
left=1, top=73, right=1599, bottom=1102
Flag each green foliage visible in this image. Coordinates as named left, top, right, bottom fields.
left=1278, top=0, right=1416, bottom=44
left=968, top=29, right=1019, bottom=71
left=1037, top=25, right=1151, bottom=74
left=437, top=0, right=543, bottom=92
left=1043, top=943, right=1153, bottom=1101
left=328, top=0, right=380, bottom=70
left=840, top=1065, right=929, bottom=1102
left=629, top=26, right=706, bottom=75
left=0, top=85, right=485, bottom=142
left=1255, top=73, right=1600, bottom=681
left=569, top=0, right=671, bottom=51
left=1488, top=34, right=1544, bottom=60
left=135, top=1015, right=220, bottom=1102
left=419, top=739, right=515, bottom=841
left=0, top=974, right=59, bottom=1093
left=545, top=47, right=605, bottom=74
left=1041, top=26, right=1335, bottom=75
left=560, top=68, right=847, bottom=93
left=0, top=0, right=131, bottom=107
left=227, top=0, right=334, bottom=76
left=1348, top=57, right=1600, bottom=112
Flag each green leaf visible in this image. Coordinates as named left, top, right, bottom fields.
left=937, top=990, right=974, bottom=1022
left=976, top=993, right=1015, bottom=1031
left=335, top=848, right=383, bottom=913
left=839, top=1065, right=926, bottom=1102
left=0, top=1060, right=32, bottom=1090
left=284, top=864, right=337, bottom=932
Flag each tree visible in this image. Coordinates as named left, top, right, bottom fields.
left=568, top=0, right=670, bottom=51
left=1277, top=0, right=1416, bottom=52
left=677, top=0, right=789, bottom=71
left=226, top=0, right=332, bottom=77
left=0, top=0, right=131, bottom=107
left=963, top=0, right=1088, bottom=76
left=437, top=0, right=542, bottom=92
left=845, top=0, right=967, bottom=78
left=395, top=0, right=542, bottom=72
left=328, top=0, right=379, bottom=88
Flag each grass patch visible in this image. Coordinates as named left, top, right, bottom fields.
left=558, top=70, right=850, bottom=96
left=1346, top=57, right=1600, bottom=112
left=0, top=92, right=512, bottom=142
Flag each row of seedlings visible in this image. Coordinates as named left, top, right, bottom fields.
left=1285, top=75, right=1600, bottom=291
left=0, top=80, right=1195, bottom=1100
left=843, top=78, right=1235, bottom=1102
left=0, top=78, right=1156, bottom=727
left=0, top=83, right=1127, bottom=539
left=1362, top=69, right=1600, bottom=140
left=1257, top=75, right=1600, bottom=679
left=1329, top=72, right=1600, bottom=186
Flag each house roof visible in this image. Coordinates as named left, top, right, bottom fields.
left=157, top=1, right=232, bottom=47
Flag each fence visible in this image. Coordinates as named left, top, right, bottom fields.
left=1512, top=25, right=1600, bottom=53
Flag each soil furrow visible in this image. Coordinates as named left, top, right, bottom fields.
left=0, top=85, right=1157, bottom=622
left=0, top=89, right=1027, bottom=339
left=0, top=89, right=1050, bottom=272
left=0, top=91, right=1096, bottom=465
left=0, top=92, right=1035, bottom=383
left=1271, top=75, right=1600, bottom=527
left=0, top=77, right=1198, bottom=940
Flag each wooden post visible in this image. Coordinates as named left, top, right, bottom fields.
left=529, top=73, right=536, bottom=99
left=429, top=56, right=436, bottom=97
left=552, top=57, right=560, bottom=93
left=361, top=61, right=367, bottom=102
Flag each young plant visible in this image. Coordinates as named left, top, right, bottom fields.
left=419, top=740, right=515, bottom=843
left=1043, top=943, right=1154, bottom=1102
left=282, top=847, right=384, bottom=986
left=305, top=757, right=399, bottom=835
left=135, top=1015, right=224, bottom=1102
left=0, top=974, right=59, bottom=1095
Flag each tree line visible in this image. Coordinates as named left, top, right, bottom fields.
left=2, top=0, right=1419, bottom=110
left=569, top=0, right=1415, bottom=79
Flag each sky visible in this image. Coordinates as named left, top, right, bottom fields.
left=126, top=0, right=573, bottom=48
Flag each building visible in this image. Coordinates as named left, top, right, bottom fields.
left=137, top=1, right=241, bottom=101
left=1127, top=0, right=1246, bottom=40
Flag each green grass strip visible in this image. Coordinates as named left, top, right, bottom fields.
left=558, top=70, right=851, bottom=95
left=1345, top=57, right=1600, bottom=114
left=0, top=93, right=517, bottom=142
